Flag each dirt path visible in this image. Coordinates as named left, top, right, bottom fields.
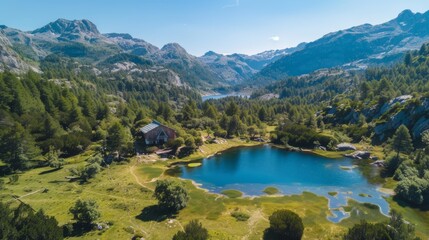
left=128, top=159, right=183, bottom=237
left=128, top=161, right=161, bottom=190
left=104, top=162, right=149, bottom=237
left=243, top=209, right=268, bottom=240
left=129, top=165, right=146, bottom=188
left=17, top=188, right=45, bottom=200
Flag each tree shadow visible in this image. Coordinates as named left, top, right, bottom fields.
left=392, top=195, right=429, bottom=211
left=63, top=222, right=94, bottom=237
left=135, top=205, right=177, bottom=222
left=48, top=180, right=70, bottom=184
left=39, top=168, right=62, bottom=175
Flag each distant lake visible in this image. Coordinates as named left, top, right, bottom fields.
left=202, top=93, right=249, bottom=101
left=179, top=145, right=389, bottom=223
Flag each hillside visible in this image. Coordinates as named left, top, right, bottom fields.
left=257, top=10, right=429, bottom=81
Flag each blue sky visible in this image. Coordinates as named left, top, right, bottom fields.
left=1, top=0, right=428, bottom=56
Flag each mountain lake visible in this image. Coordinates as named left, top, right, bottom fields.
left=177, top=144, right=390, bottom=223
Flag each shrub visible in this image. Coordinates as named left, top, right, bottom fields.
left=8, top=174, right=19, bottom=184
left=231, top=211, right=250, bottom=221
left=221, top=189, right=243, bottom=198
left=145, top=146, right=159, bottom=154
left=263, top=187, right=280, bottom=195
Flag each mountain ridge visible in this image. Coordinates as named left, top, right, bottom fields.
left=2, top=10, right=429, bottom=87
left=0, top=18, right=306, bottom=86
left=256, top=9, right=429, bottom=81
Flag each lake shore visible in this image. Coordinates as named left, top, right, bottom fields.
left=270, top=144, right=352, bottom=159
left=169, top=138, right=262, bottom=166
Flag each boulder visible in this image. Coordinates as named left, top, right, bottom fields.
left=371, top=160, right=385, bottom=167
left=345, top=151, right=371, bottom=159
left=336, top=143, right=357, bottom=151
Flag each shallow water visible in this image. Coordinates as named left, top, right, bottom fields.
left=179, top=145, right=389, bottom=222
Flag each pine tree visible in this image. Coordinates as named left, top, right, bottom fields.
left=106, top=122, right=130, bottom=157
left=0, top=120, right=40, bottom=170
left=391, top=125, right=413, bottom=156
left=404, top=52, right=412, bottom=66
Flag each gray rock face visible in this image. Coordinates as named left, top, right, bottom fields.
left=0, top=30, right=34, bottom=73
left=199, top=51, right=257, bottom=83
left=379, top=95, right=413, bottom=116
left=374, top=97, right=429, bottom=141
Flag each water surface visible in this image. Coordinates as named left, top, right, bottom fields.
left=202, top=93, right=249, bottom=101
left=179, top=145, right=389, bottom=222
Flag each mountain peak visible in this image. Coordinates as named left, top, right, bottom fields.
left=396, top=9, right=415, bottom=22
left=32, top=18, right=99, bottom=35
left=203, top=51, right=222, bottom=57
left=161, top=43, right=188, bottom=54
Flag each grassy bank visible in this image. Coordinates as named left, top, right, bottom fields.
left=171, top=138, right=261, bottom=164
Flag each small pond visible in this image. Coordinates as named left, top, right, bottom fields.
left=202, top=93, right=249, bottom=101
left=178, top=145, right=390, bottom=223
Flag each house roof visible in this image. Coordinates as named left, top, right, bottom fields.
left=140, top=120, right=161, bottom=134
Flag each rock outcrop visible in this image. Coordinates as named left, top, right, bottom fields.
left=336, top=143, right=357, bottom=151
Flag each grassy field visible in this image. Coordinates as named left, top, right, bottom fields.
left=1, top=140, right=428, bottom=239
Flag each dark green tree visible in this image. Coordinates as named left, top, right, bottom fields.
left=0, top=120, right=40, bottom=170
left=185, top=136, right=197, bottom=149
left=202, top=102, right=218, bottom=119
left=69, top=199, right=101, bottom=226
left=106, top=122, right=130, bottom=157
left=227, top=115, right=245, bottom=137
left=258, top=107, right=267, bottom=121
left=0, top=202, right=63, bottom=240
left=395, top=176, right=428, bottom=205
left=225, top=101, right=239, bottom=116
left=154, top=179, right=189, bottom=212
left=404, top=52, right=412, bottom=66
left=44, top=146, right=64, bottom=169
left=391, top=125, right=413, bottom=156
left=343, top=221, right=390, bottom=240
left=172, top=220, right=209, bottom=240
left=387, top=210, right=417, bottom=240
left=263, top=209, right=304, bottom=240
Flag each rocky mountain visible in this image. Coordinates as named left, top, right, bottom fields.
left=199, top=43, right=306, bottom=83
left=32, top=18, right=101, bottom=42
left=0, top=19, right=221, bottom=88
left=104, top=33, right=159, bottom=57
left=257, top=9, right=429, bottom=81
left=3, top=10, right=429, bottom=88
left=0, top=26, right=38, bottom=73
